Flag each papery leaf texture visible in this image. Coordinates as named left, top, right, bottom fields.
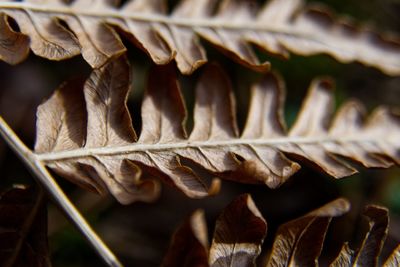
left=33, top=56, right=400, bottom=204
left=0, top=0, right=400, bottom=74
left=384, top=244, right=400, bottom=267
left=330, top=205, right=389, bottom=267
left=162, top=195, right=400, bottom=267
left=266, top=198, right=350, bottom=267
left=162, top=194, right=267, bottom=267
left=162, top=209, right=209, bottom=267
left=0, top=186, right=50, bottom=267
left=209, top=194, right=267, bottom=267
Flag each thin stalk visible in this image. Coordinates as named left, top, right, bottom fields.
left=0, top=116, right=123, bottom=267
left=0, top=1, right=299, bottom=34
left=36, top=135, right=378, bottom=162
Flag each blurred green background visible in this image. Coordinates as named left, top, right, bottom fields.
left=0, top=0, right=399, bottom=266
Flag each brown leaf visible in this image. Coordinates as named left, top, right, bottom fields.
left=354, top=205, right=389, bottom=267
left=329, top=243, right=355, bottom=267
left=329, top=205, right=389, bottom=267
left=35, top=56, right=160, bottom=204
left=0, top=13, right=29, bottom=64
left=209, top=194, right=267, bottom=267
left=266, top=198, right=350, bottom=267
left=162, top=210, right=209, bottom=267
left=35, top=78, right=87, bottom=154
left=33, top=57, right=399, bottom=203
left=0, top=0, right=399, bottom=74
left=161, top=194, right=266, bottom=267
left=1, top=0, right=81, bottom=62
left=0, top=186, right=51, bottom=267
left=162, top=197, right=399, bottom=267
left=384, top=244, right=400, bottom=267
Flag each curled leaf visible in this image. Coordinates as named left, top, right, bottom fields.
left=162, top=194, right=267, bottom=267
left=330, top=205, right=389, bottom=267
left=384, top=244, right=400, bottom=267
left=209, top=194, right=267, bottom=267
left=162, top=210, right=209, bottom=267
left=0, top=0, right=399, bottom=74
left=33, top=57, right=399, bottom=203
left=35, top=56, right=161, bottom=204
left=354, top=205, right=389, bottom=266
left=162, top=196, right=399, bottom=267
left=266, top=198, right=350, bottom=267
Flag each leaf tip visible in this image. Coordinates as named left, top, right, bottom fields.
left=208, top=178, right=221, bottom=196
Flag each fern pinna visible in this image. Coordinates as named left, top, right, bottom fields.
left=163, top=195, right=399, bottom=267
left=31, top=56, right=399, bottom=204
left=0, top=0, right=399, bottom=266
left=0, top=0, right=399, bottom=74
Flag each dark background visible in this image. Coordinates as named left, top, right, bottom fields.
left=0, top=0, right=399, bottom=266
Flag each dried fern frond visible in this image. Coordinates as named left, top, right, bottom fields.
left=32, top=56, right=400, bottom=204
left=162, top=195, right=399, bottom=267
left=330, top=205, right=391, bottom=267
left=266, top=198, right=350, bottom=267
left=384, top=244, right=400, bottom=267
left=0, top=0, right=399, bottom=74
left=163, top=194, right=268, bottom=267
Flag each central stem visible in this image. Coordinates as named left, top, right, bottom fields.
left=36, top=135, right=377, bottom=162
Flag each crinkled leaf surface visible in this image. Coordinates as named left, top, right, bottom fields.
left=209, top=194, right=267, bottom=267
left=384, top=244, right=400, bottom=267
left=266, top=198, right=350, bottom=267
left=162, top=196, right=399, bottom=267
left=330, top=205, right=389, bottom=267
left=162, top=210, right=209, bottom=267
left=0, top=0, right=400, bottom=74
left=33, top=56, right=400, bottom=204
left=162, top=194, right=267, bottom=267
left=0, top=186, right=50, bottom=267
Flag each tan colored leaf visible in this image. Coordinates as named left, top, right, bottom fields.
left=384, top=244, right=400, bottom=267
left=35, top=78, right=87, bottom=154
left=162, top=197, right=399, bottom=267
left=329, top=243, right=355, bottom=267
left=209, top=194, right=267, bottom=267
left=0, top=186, right=50, bottom=267
left=0, top=0, right=399, bottom=74
left=1, top=0, right=81, bottom=62
left=0, top=13, right=29, bottom=64
left=329, top=205, right=389, bottom=267
left=162, top=210, right=209, bottom=267
left=354, top=205, right=389, bottom=267
left=162, top=194, right=267, bottom=267
left=266, top=198, right=350, bottom=267
left=33, top=57, right=399, bottom=203
left=35, top=56, right=160, bottom=204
